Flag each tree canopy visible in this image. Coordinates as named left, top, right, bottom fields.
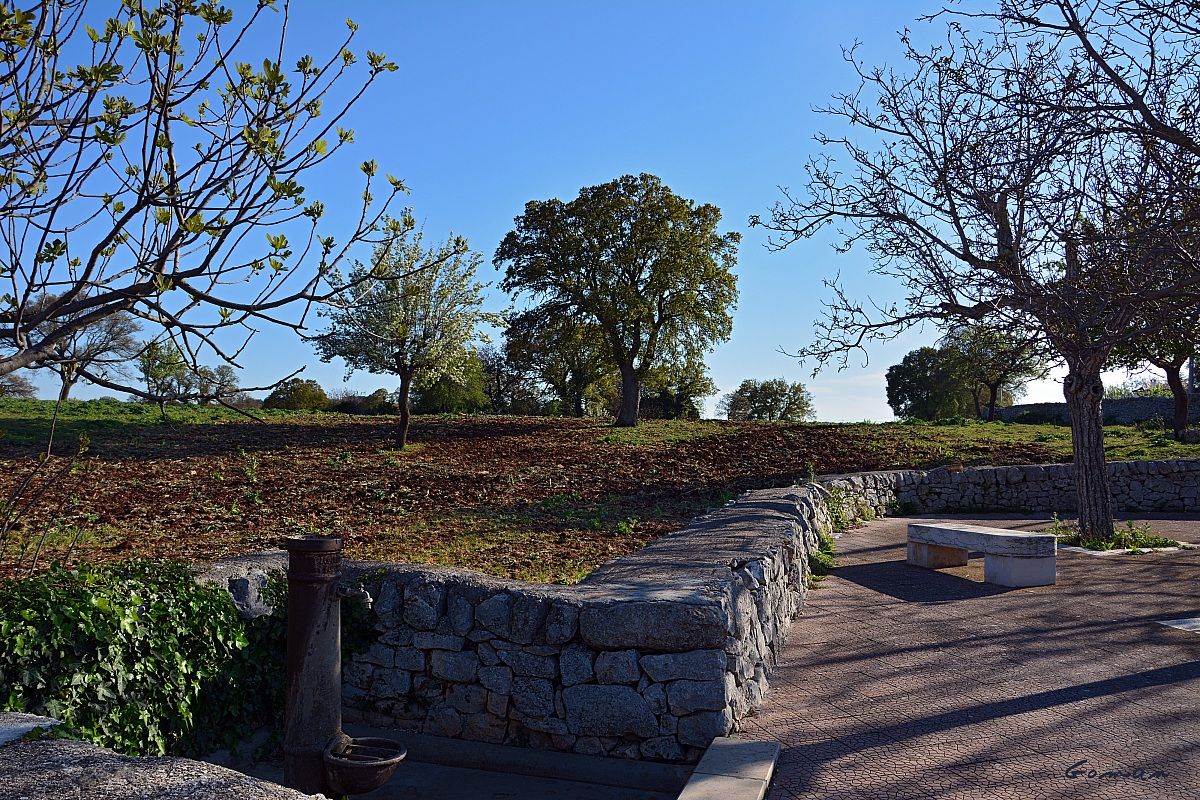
left=496, top=173, right=739, bottom=426
left=0, top=1, right=410, bottom=399
left=719, top=379, right=815, bottom=422
left=314, top=230, right=493, bottom=447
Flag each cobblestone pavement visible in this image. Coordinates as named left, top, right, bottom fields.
left=745, top=514, right=1200, bottom=800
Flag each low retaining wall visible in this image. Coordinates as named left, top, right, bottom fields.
left=996, top=396, right=1200, bottom=425
left=206, top=456, right=1200, bottom=763
left=208, top=486, right=837, bottom=764
left=820, top=457, right=1200, bottom=514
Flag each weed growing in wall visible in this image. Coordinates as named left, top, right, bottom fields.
left=808, top=530, right=836, bottom=588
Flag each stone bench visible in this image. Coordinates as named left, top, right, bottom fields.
left=907, top=522, right=1057, bottom=587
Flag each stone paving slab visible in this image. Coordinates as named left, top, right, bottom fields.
left=748, top=514, right=1200, bottom=799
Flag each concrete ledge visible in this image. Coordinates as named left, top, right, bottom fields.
left=0, top=712, right=60, bottom=747
left=908, top=522, right=1057, bottom=557
left=1157, top=618, right=1200, bottom=634
left=678, top=738, right=780, bottom=800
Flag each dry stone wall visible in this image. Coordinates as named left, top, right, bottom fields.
left=336, top=486, right=834, bottom=763
left=204, top=457, right=1200, bottom=764
left=995, top=396, right=1200, bottom=425
left=819, top=457, right=1200, bottom=514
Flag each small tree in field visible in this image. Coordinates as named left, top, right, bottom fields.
left=314, top=231, right=494, bottom=448
left=496, top=173, right=740, bottom=427
left=720, top=379, right=815, bottom=422
left=940, top=322, right=1053, bottom=421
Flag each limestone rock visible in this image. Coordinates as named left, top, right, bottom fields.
left=562, top=685, right=657, bottom=738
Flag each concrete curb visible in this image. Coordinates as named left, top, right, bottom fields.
left=677, top=738, right=780, bottom=800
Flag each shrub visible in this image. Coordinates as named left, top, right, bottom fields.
left=0, top=561, right=284, bottom=756
left=808, top=530, right=836, bottom=587
left=263, top=378, right=329, bottom=411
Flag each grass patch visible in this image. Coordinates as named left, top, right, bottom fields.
left=1046, top=515, right=1180, bottom=552
left=808, top=530, right=836, bottom=588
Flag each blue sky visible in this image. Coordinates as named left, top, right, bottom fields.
left=53, top=0, right=1095, bottom=419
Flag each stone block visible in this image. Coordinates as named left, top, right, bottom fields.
left=559, top=645, right=595, bottom=686
left=424, top=706, right=463, bottom=737
left=430, top=649, right=480, bottom=683
left=640, top=736, right=685, bottom=761
left=677, top=709, right=733, bottom=748
left=545, top=603, right=579, bottom=644
left=476, top=593, right=512, bottom=637
left=595, top=650, right=640, bottom=684
left=580, top=601, right=726, bottom=651
left=562, top=685, right=658, bottom=738
left=640, top=650, right=727, bottom=682
left=394, top=646, right=426, bottom=671
left=371, top=668, right=411, bottom=699
left=403, top=580, right=443, bottom=631
left=447, top=594, right=475, bottom=636
left=463, top=712, right=508, bottom=743
left=907, top=541, right=969, bottom=569
left=486, top=690, right=508, bottom=716
left=478, top=665, right=513, bottom=694
left=498, top=649, right=557, bottom=678
left=412, top=632, right=464, bottom=651
left=983, top=554, right=1056, bottom=588
left=509, top=595, right=548, bottom=644
left=510, top=676, right=556, bottom=718
left=667, top=680, right=728, bottom=715
left=447, top=684, right=488, bottom=714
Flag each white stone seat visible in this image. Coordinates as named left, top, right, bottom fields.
left=906, top=522, right=1057, bottom=587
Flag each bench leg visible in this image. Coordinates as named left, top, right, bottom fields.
left=983, top=555, right=1056, bottom=587
left=907, top=542, right=969, bottom=569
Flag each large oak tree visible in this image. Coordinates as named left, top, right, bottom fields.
left=496, top=173, right=739, bottom=427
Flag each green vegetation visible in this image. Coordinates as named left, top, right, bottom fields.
left=0, top=561, right=285, bottom=756
left=808, top=530, right=836, bottom=587
left=595, top=418, right=737, bottom=446
left=1046, top=515, right=1180, bottom=552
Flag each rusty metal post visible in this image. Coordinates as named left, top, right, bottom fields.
left=282, top=536, right=344, bottom=794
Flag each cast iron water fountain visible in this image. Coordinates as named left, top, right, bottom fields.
left=282, top=536, right=406, bottom=796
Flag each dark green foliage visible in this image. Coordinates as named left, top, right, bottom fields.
left=0, top=561, right=285, bottom=756
left=263, top=378, right=329, bottom=411
left=413, top=351, right=489, bottom=414
left=808, top=530, right=836, bottom=587
left=329, top=388, right=398, bottom=415
left=885, top=347, right=977, bottom=421
left=719, top=378, right=814, bottom=422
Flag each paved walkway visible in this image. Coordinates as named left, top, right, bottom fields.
left=746, top=514, right=1200, bottom=800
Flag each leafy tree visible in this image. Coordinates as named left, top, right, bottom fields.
left=0, top=372, right=36, bottom=399
left=476, top=346, right=543, bottom=415
left=755, top=17, right=1200, bottom=538
left=720, top=379, right=815, bottom=422
left=136, top=342, right=188, bottom=417
left=940, top=322, right=1053, bottom=421
left=637, top=359, right=717, bottom=420
left=262, top=378, right=329, bottom=411
left=885, top=348, right=976, bottom=421
left=18, top=296, right=141, bottom=402
left=504, top=310, right=609, bottom=418
left=314, top=231, right=494, bottom=447
left=0, top=2, right=410, bottom=396
left=413, top=351, right=489, bottom=414
left=497, top=173, right=740, bottom=427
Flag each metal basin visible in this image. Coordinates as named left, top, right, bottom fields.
left=323, top=733, right=407, bottom=796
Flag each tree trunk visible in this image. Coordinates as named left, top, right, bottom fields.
left=986, top=383, right=1000, bottom=422
left=397, top=372, right=413, bottom=449
left=615, top=365, right=640, bottom=427
left=1164, top=363, right=1189, bottom=441
left=58, top=376, right=73, bottom=403
left=1063, top=366, right=1114, bottom=540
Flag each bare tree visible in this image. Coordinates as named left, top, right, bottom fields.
left=0, top=1, right=413, bottom=396
left=754, top=23, right=1200, bottom=538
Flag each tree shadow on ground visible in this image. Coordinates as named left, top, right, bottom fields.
left=832, top=559, right=1011, bottom=602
